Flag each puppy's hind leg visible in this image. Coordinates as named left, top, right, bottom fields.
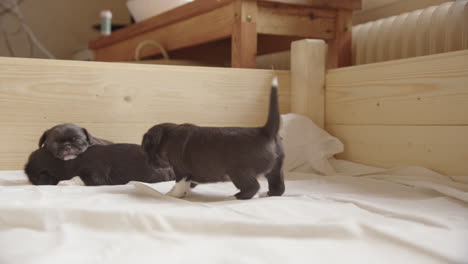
left=265, top=159, right=285, bottom=197
left=230, top=171, right=260, bottom=200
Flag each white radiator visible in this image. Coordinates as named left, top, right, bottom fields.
left=352, top=0, right=468, bottom=65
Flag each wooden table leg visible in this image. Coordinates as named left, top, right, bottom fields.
left=327, top=9, right=353, bottom=68
left=231, top=0, right=257, bottom=68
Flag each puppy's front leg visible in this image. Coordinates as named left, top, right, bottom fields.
left=167, top=175, right=191, bottom=198
left=78, top=168, right=110, bottom=186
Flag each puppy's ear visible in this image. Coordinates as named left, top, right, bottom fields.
left=82, top=128, right=95, bottom=145
left=142, top=130, right=163, bottom=154
left=38, top=129, right=49, bottom=148
left=142, top=127, right=165, bottom=165
left=142, top=133, right=151, bottom=152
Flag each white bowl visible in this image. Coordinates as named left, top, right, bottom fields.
left=127, top=0, right=194, bottom=22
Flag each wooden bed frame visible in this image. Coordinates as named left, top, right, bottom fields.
left=1, top=40, right=467, bottom=175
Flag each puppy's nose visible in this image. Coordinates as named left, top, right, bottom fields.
left=64, top=145, right=72, bottom=151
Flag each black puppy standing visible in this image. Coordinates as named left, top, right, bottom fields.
left=39, top=123, right=113, bottom=161
left=25, top=144, right=174, bottom=186
left=142, top=77, right=285, bottom=200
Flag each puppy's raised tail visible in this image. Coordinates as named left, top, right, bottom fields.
left=263, top=76, right=280, bottom=138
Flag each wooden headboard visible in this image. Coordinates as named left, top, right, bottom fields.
left=0, top=58, right=290, bottom=170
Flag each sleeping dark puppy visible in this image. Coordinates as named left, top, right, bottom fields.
left=25, top=144, right=174, bottom=186
left=142, top=77, right=285, bottom=200
left=39, top=123, right=113, bottom=161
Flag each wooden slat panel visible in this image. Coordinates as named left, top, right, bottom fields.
left=327, top=125, right=468, bottom=176
left=257, top=3, right=335, bottom=39
left=94, top=3, right=235, bottom=62
left=0, top=58, right=290, bottom=124
left=89, top=0, right=236, bottom=49
left=326, top=50, right=468, bottom=125
left=0, top=57, right=290, bottom=170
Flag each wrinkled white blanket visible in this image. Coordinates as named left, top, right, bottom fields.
left=1, top=169, right=467, bottom=264
left=1, top=114, right=467, bottom=264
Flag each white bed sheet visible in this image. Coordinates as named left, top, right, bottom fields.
left=2, top=114, right=467, bottom=263
left=1, top=168, right=467, bottom=264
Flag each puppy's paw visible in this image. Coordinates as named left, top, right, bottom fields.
left=166, top=179, right=191, bottom=198
left=57, top=180, right=74, bottom=186
left=166, top=189, right=188, bottom=198
left=58, top=176, right=85, bottom=186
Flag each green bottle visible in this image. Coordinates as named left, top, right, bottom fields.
left=100, top=10, right=112, bottom=36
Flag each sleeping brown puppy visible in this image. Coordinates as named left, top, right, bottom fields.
left=142, top=77, right=285, bottom=200
left=39, top=123, right=112, bottom=161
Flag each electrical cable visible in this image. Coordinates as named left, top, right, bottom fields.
left=0, top=0, right=22, bottom=15
left=0, top=0, right=55, bottom=58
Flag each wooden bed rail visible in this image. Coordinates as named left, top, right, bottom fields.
left=0, top=58, right=290, bottom=170
left=289, top=39, right=468, bottom=175
left=325, top=49, right=468, bottom=176
left=2, top=43, right=466, bottom=175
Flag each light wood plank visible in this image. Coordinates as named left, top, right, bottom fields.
left=94, top=3, right=235, bottom=62
left=0, top=57, right=291, bottom=170
left=326, top=50, right=468, bottom=125
left=291, top=39, right=327, bottom=128
left=231, top=0, right=258, bottom=68
left=257, top=3, right=335, bottom=39
left=0, top=57, right=291, bottom=124
left=327, top=125, right=468, bottom=176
